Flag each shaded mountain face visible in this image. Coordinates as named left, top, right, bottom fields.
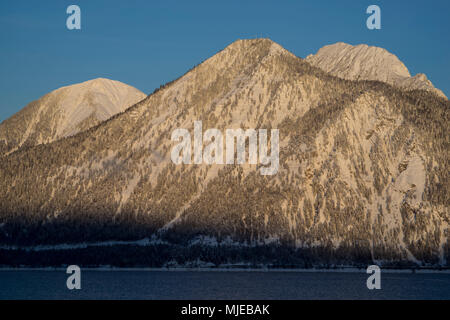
left=0, top=78, right=146, bottom=155
left=306, top=42, right=447, bottom=99
left=0, top=39, right=448, bottom=266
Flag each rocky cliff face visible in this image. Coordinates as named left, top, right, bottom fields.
left=306, top=42, right=447, bottom=99
left=0, top=39, right=448, bottom=266
left=0, top=78, right=146, bottom=155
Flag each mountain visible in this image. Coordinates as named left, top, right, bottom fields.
left=0, top=39, right=448, bottom=267
left=0, top=78, right=146, bottom=155
left=306, top=42, right=447, bottom=99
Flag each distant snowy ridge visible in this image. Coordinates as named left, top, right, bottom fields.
left=306, top=42, right=447, bottom=99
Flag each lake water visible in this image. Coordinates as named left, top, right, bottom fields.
left=1, top=270, right=449, bottom=300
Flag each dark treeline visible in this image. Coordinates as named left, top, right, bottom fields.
left=0, top=243, right=421, bottom=269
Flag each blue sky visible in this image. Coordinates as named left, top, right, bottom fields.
left=0, top=0, right=449, bottom=122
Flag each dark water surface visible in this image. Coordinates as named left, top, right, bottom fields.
left=1, top=270, right=449, bottom=300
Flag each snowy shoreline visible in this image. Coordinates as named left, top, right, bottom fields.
left=1, top=238, right=448, bottom=272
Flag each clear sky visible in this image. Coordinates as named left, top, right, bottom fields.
left=0, top=0, right=449, bottom=122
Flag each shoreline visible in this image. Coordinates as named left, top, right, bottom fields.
left=0, top=266, right=449, bottom=273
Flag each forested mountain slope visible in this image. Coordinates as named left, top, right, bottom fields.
left=0, top=39, right=448, bottom=266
